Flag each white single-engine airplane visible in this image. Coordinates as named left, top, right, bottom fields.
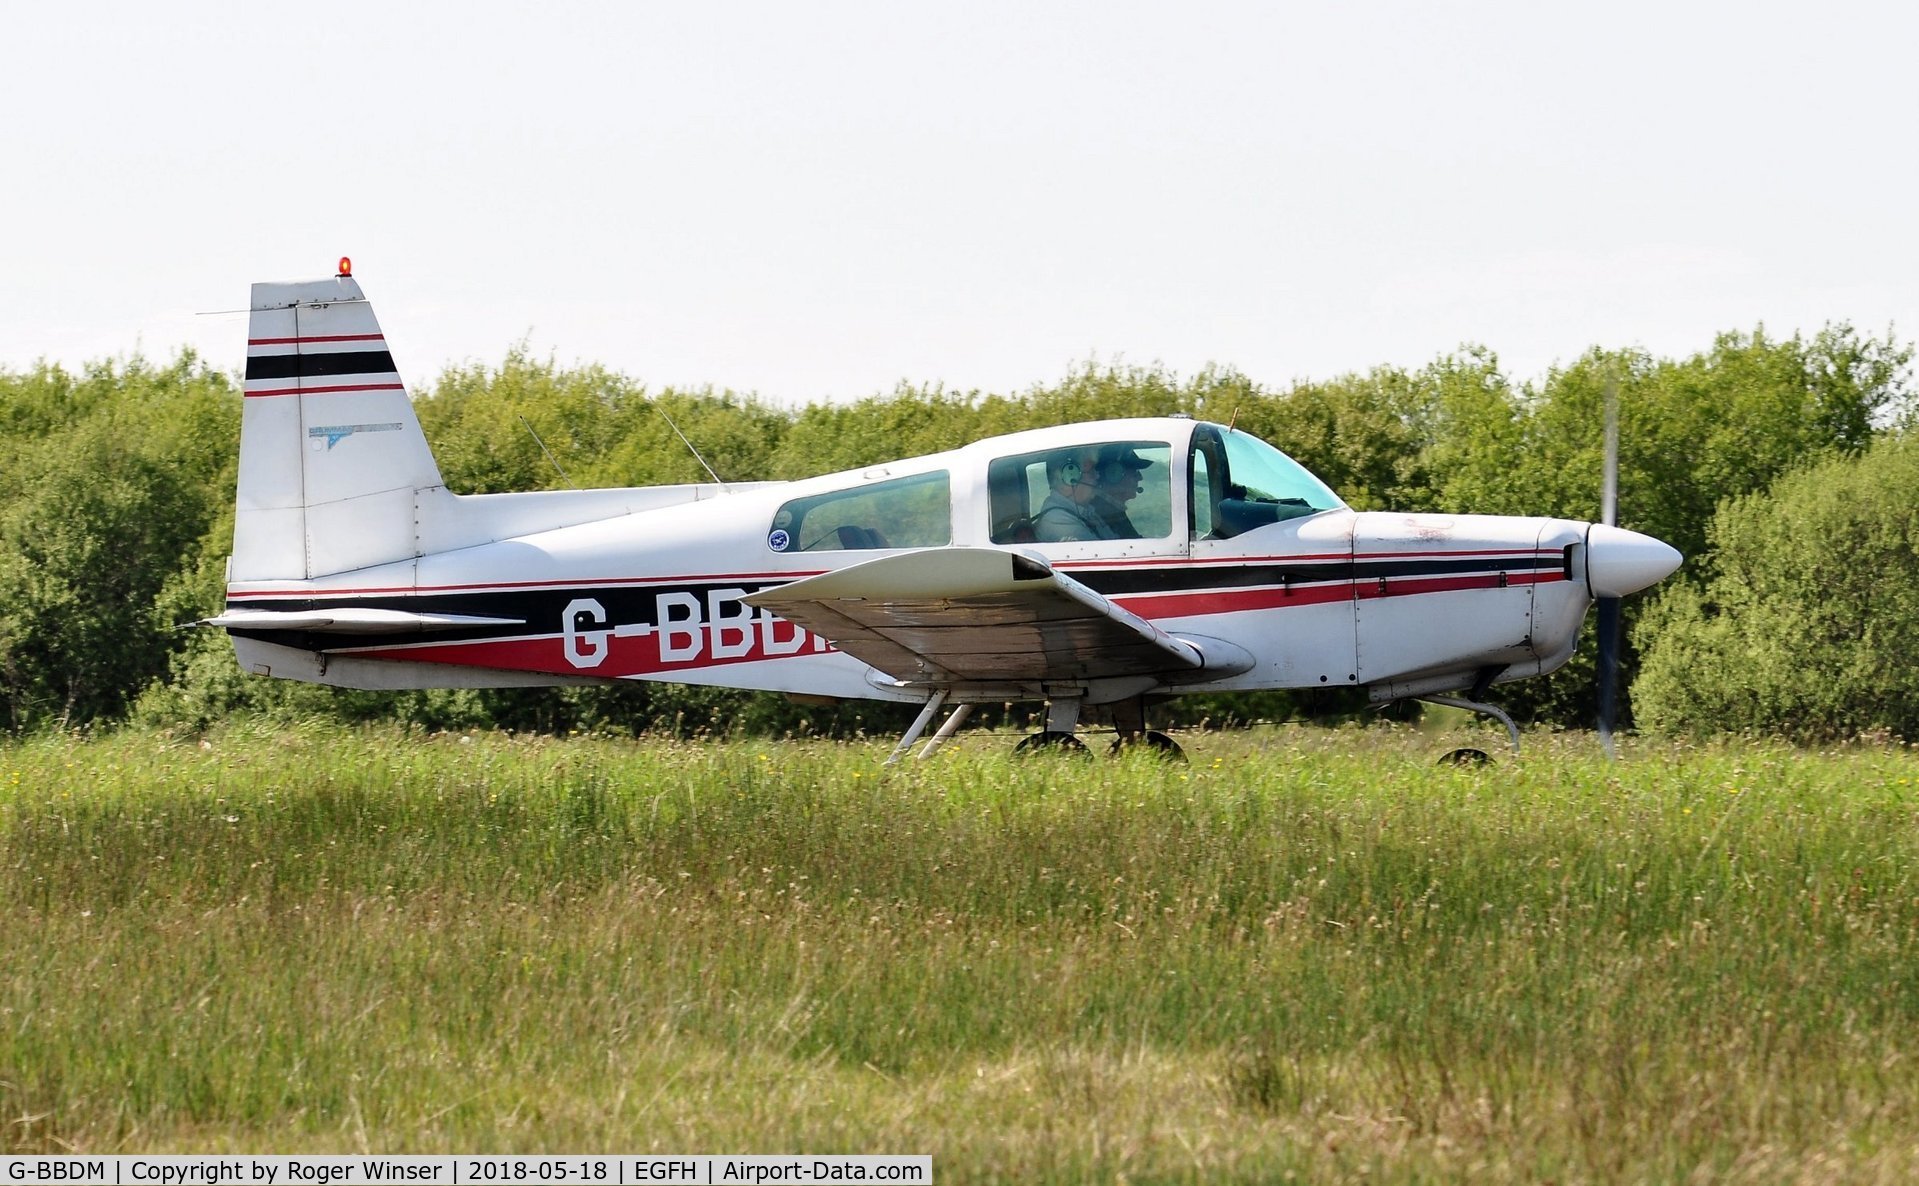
left=205, top=263, right=1682, bottom=760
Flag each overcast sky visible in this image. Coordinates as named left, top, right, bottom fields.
left=5, top=1, right=1913, bottom=405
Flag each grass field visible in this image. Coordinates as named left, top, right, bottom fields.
left=4, top=722, right=1918, bottom=1182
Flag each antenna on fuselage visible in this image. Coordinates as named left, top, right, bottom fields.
left=654, top=400, right=729, bottom=491
left=519, top=416, right=580, bottom=490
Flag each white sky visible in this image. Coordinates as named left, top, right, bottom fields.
left=5, top=1, right=1914, bottom=405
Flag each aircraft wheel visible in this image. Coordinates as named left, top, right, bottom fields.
left=1109, top=730, right=1187, bottom=762
left=1013, top=731, right=1091, bottom=757
left=1437, top=747, right=1493, bottom=767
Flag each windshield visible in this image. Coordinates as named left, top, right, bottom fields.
left=1189, top=424, right=1344, bottom=539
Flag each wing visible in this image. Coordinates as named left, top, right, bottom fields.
left=744, top=547, right=1203, bottom=686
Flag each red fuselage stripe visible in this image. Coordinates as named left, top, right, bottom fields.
left=1117, top=570, right=1563, bottom=619
left=1059, top=547, right=1550, bottom=570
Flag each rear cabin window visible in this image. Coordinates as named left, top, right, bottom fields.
left=987, top=441, right=1173, bottom=544
left=768, top=470, right=951, bottom=552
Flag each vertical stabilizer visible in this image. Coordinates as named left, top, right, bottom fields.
left=233, top=270, right=444, bottom=581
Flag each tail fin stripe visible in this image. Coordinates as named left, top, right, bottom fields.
left=244, top=382, right=408, bottom=399
left=245, top=350, right=397, bottom=381
left=248, top=333, right=386, bottom=346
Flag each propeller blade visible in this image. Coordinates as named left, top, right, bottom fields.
left=1595, top=594, right=1621, bottom=758
left=1597, top=368, right=1621, bottom=758
left=1601, top=372, right=1619, bottom=528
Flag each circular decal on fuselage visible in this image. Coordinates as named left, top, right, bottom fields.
left=768, top=529, right=791, bottom=552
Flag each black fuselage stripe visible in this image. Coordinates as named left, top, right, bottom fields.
left=223, top=557, right=1563, bottom=649
left=1079, top=555, right=1558, bottom=596
left=245, top=350, right=399, bottom=381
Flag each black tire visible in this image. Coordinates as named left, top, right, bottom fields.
left=1109, top=730, right=1187, bottom=762
left=1013, top=731, right=1091, bottom=757
left=1438, top=747, right=1492, bottom=767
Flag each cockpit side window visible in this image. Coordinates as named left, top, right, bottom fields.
left=768, top=470, right=950, bottom=552
left=987, top=442, right=1173, bottom=543
left=1189, top=426, right=1344, bottom=539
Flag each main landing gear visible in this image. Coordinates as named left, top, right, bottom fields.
left=884, top=691, right=973, bottom=764
left=1009, top=729, right=1185, bottom=760
left=1012, top=731, right=1089, bottom=757
left=884, top=694, right=1187, bottom=763
left=1014, top=696, right=1187, bottom=762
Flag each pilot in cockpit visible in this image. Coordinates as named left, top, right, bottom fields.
left=1033, top=449, right=1116, bottom=542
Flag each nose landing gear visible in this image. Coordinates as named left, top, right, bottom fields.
left=1420, top=693, right=1520, bottom=766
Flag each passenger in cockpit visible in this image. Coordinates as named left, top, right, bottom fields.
left=1090, top=444, right=1150, bottom=538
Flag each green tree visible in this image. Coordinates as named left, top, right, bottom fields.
left=579, top=385, right=789, bottom=488
left=1420, top=328, right=1911, bottom=729
left=0, top=355, right=237, bottom=731
left=1634, top=435, right=1919, bottom=740
left=15, top=320, right=1910, bottom=740
left=413, top=350, right=792, bottom=491
left=772, top=384, right=1005, bottom=477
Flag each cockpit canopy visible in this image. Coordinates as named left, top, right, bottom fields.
left=761, top=419, right=1345, bottom=554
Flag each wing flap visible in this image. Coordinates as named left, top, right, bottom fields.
left=744, top=547, right=1201, bottom=686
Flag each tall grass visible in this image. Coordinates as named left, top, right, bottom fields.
left=3, top=723, right=1918, bottom=1181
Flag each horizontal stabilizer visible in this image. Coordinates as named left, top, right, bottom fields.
left=201, top=608, right=525, bottom=635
